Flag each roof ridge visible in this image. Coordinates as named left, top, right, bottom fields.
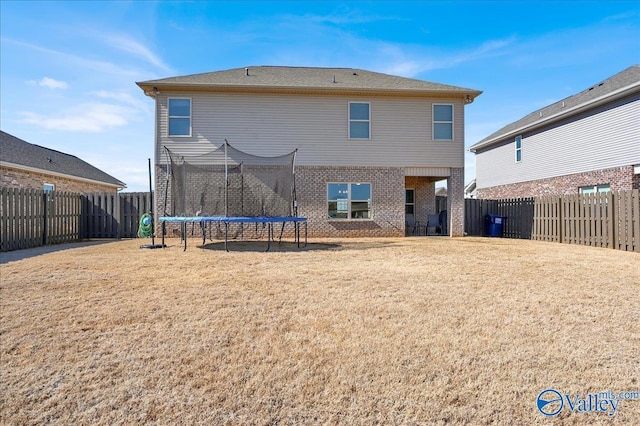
left=137, top=65, right=482, bottom=96
left=470, top=65, right=640, bottom=150
left=31, top=143, right=82, bottom=160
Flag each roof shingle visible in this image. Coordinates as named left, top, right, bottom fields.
left=137, top=66, right=482, bottom=97
left=0, top=131, right=125, bottom=188
left=470, top=65, right=640, bottom=151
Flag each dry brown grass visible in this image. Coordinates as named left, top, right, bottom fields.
left=1, top=237, right=639, bottom=425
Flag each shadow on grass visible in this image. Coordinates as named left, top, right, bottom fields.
left=197, top=239, right=400, bottom=253
left=198, top=240, right=340, bottom=252
left=0, top=240, right=114, bottom=264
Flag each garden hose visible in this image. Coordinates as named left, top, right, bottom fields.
left=138, top=213, right=154, bottom=238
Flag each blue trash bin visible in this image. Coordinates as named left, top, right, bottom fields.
left=485, top=214, right=505, bottom=237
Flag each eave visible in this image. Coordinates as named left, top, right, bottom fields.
left=136, top=81, right=482, bottom=101
left=0, top=161, right=126, bottom=190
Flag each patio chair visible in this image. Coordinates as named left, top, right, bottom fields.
left=406, top=217, right=425, bottom=236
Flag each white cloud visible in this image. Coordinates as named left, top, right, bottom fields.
left=169, top=20, right=185, bottom=31
left=102, top=34, right=172, bottom=73
left=20, top=103, right=133, bottom=132
left=27, top=77, right=68, bottom=89
left=4, top=37, right=141, bottom=77
left=376, top=37, right=516, bottom=77
left=91, top=90, right=150, bottom=112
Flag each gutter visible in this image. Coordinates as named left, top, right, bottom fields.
left=136, top=82, right=482, bottom=101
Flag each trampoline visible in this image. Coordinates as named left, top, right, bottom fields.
left=159, top=215, right=307, bottom=251
left=158, top=140, right=307, bottom=251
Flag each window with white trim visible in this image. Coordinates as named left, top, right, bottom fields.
left=328, top=183, right=371, bottom=219
left=168, top=98, right=191, bottom=136
left=43, top=183, right=55, bottom=192
left=515, top=135, right=522, bottom=163
left=433, top=104, right=453, bottom=140
left=579, top=184, right=610, bottom=194
left=349, top=102, right=370, bottom=139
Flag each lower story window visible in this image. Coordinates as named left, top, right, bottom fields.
left=579, top=184, right=610, bottom=194
left=328, top=182, right=371, bottom=219
left=405, top=189, right=415, bottom=215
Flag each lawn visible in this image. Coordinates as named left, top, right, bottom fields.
left=1, top=237, right=638, bottom=424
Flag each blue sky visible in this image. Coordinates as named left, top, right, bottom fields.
left=1, top=1, right=638, bottom=192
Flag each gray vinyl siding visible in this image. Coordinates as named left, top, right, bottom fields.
left=476, top=93, right=640, bottom=189
left=155, top=92, right=464, bottom=169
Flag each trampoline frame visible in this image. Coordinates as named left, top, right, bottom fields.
left=159, top=216, right=307, bottom=252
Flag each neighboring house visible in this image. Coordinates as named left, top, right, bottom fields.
left=464, top=179, right=477, bottom=198
left=0, top=130, right=125, bottom=193
left=137, top=66, right=481, bottom=237
left=469, top=65, right=640, bottom=199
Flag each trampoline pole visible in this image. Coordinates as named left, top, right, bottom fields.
left=225, top=221, right=229, bottom=252
left=279, top=222, right=285, bottom=243
left=148, top=158, right=155, bottom=246
left=224, top=139, right=228, bottom=218
left=266, top=223, right=272, bottom=252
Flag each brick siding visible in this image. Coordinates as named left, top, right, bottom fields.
left=154, top=165, right=474, bottom=239
left=405, top=176, right=435, bottom=227
left=0, top=166, right=118, bottom=193
left=296, top=166, right=405, bottom=237
left=156, top=165, right=407, bottom=238
left=447, top=167, right=465, bottom=237
left=476, top=166, right=636, bottom=199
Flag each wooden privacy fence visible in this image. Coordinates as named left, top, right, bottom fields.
left=465, top=197, right=535, bottom=239
left=1, top=187, right=82, bottom=251
left=533, top=190, right=639, bottom=251
left=80, top=192, right=151, bottom=239
left=1, top=188, right=151, bottom=252
left=466, top=190, right=639, bottom=252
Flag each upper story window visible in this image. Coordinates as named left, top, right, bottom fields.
left=433, top=104, right=453, bottom=140
left=515, top=135, right=522, bottom=163
left=328, top=182, right=372, bottom=219
left=43, top=183, right=55, bottom=192
left=349, top=102, right=370, bottom=139
left=168, top=98, right=191, bottom=137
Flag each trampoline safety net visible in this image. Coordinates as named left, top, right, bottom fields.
left=164, top=142, right=297, bottom=218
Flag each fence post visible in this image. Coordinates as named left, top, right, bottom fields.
left=115, top=192, right=122, bottom=239
left=610, top=191, right=618, bottom=250
left=42, top=191, right=48, bottom=246
left=557, top=196, right=563, bottom=244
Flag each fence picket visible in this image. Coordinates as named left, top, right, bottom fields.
left=2, top=187, right=638, bottom=253
left=463, top=190, right=638, bottom=252
left=1, top=189, right=149, bottom=252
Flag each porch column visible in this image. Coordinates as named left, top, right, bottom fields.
left=447, top=167, right=465, bottom=237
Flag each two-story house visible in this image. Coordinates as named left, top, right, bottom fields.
left=137, top=66, right=481, bottom=237
left=470, top=65, right=640, bottom=199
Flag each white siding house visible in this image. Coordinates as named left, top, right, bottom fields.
left=470, top=65, right=640, bottom=199
left=138, top=66, right=481, bottom=237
